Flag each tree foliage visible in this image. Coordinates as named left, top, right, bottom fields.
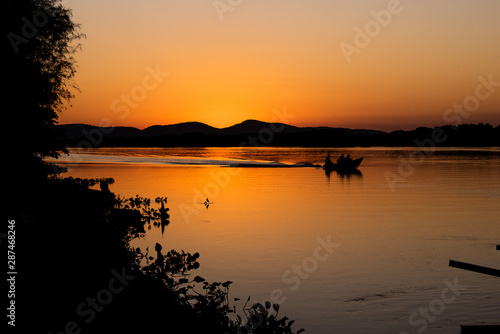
left=4, top=0, right=84, bottom=178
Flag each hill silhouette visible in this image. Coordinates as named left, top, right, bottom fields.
left=143, top=121, right=220, bottom=136
left=57, top=120, right=500, bottom=147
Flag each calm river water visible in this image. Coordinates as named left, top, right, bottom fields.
left=57, top=147, right=500, bottom=334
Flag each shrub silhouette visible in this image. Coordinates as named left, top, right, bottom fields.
left=134, top=240, right=305, bottom=334
left=4, top=0, right=84, bottom=179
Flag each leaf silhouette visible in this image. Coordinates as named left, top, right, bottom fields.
left=155, top=243, right=162, bottom=252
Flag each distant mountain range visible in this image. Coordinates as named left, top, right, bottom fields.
left=58, top=120, right=385, bottom=137
left=57, top=120, right=500, bottom=147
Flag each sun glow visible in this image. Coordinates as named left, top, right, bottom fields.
left=61, top=0, right=500, bottom=131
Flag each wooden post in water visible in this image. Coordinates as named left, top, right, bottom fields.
left=450, top=245, right=500, bottom=333
left=449, top=260, right=500, bottom=278
left=449, top=245, right=500, bottom=278
left=460, top=325, right=500, bottom=334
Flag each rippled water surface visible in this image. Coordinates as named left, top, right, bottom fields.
left=57, top=147, right=500, bottom=334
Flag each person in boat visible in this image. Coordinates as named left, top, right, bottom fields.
left=337, top=153, right=345, bottom=164
left=325, top=153, right=333, bottom=167
left=346, top=154, right=351, bottom=161
left=325, top=153, right=336, bottom=168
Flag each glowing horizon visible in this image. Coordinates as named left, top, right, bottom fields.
left=60, top=0, right=500, bottom=132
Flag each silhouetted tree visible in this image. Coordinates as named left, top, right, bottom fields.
left=4, top=0, right=83, bottom=178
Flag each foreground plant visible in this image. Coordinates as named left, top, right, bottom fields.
left=114, top=194, right=170, bottom=223
left=137, top=242, right=305, bottom=334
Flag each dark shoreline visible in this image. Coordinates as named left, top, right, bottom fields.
left=7, top=175, right=303, bottom=334
left=58, top=122, right=500, bottom=148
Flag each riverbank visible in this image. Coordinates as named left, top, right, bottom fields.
left=8, top=176, right=137, bottom=332
left=6, top=175, right=302, bottom=333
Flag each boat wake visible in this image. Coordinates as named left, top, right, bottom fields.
left=54, top=153, right=321, bottom=168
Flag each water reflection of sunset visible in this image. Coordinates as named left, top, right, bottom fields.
left=59, top=147, right=500, bottom=333
left=9, top=0, right=500, bottom=331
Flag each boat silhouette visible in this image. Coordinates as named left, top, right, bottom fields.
left=323, top=157, right=363, bottom=172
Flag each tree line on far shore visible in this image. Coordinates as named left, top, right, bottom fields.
left=59, top=122, right=500, bottom=148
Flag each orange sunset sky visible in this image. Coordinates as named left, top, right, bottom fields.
left=61, top=0, right=500, bottom=131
